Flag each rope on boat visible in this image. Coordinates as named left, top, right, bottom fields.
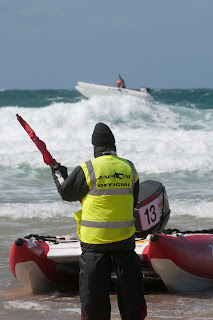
left=24, top=229, right=213, bottom=244
left=24, top=234, right=78, bottom=244
left=163, top=228, right=213, bottom=235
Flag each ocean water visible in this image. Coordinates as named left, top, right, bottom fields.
left=1, top=88, right=213, bottom=319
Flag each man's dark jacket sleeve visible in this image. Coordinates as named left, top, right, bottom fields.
left=52, top=165, right=88, bottom=201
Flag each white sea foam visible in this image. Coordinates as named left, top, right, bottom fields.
left=1, top=95, right=213, bottom=221
left=4, top=300, right=81, bottom=314
left=1, top=198, right=213, bottom=221
left=0, top=201, right=81, bottom=219
left=1, top=96, right=213, bottom=174
left=170, top=199, right=213, bottom=218
left=4, top=300, right=52, bottom=311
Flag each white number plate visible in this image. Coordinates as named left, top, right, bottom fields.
left=138, top=192, right=163, bottom=231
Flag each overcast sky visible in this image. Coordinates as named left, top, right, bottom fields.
left=0, top=0, right=212, bottom=90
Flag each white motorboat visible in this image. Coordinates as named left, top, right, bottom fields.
left=75, top=81, right=151, bottom=99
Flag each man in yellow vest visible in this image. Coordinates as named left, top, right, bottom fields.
left=52, top=122, right=147, bottom=320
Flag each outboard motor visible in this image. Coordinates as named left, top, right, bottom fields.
left=140, top=87, right=151, bottom=94
left=134, top=180, right=170, bottom=237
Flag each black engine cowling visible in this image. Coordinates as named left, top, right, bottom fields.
left=139, top=87, right=151, bottom=94
left=134, top=180, right=170, bottom=237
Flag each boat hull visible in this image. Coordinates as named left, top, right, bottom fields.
left=9, top=233, right=213, bottom=293
left=75, top=81, right=151, bottom=99
left=146, top=233, right=213, bottom=292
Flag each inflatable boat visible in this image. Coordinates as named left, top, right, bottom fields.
left=9, top=180, right=213, bottom=293
left=9, top=231, right=213, bottom=294
left=75, top=81, right=151, bottom=99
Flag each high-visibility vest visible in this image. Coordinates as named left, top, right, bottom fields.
left=78, top=155, right=138, bottom=244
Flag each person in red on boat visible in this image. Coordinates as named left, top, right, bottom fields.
left=116, top=75, right=126, bottom=88
left=116, top=79, right=122, bottom=88
left=51, top=123, right=147, bottom=320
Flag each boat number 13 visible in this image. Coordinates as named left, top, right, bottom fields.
left=144, top=205, right=157, bottom=225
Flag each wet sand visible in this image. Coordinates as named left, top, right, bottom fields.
left=1, top=281, right=213, bottom=320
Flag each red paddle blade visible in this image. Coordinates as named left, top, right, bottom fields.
left=16, top=114, right=58, bottom=168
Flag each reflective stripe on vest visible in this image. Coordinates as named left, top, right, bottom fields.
left=81, top=220, right=134, bottom=228
left=85, top=160, right=137, bottom=196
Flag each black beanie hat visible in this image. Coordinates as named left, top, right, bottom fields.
left=92, top=122, right=115, bottom=146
